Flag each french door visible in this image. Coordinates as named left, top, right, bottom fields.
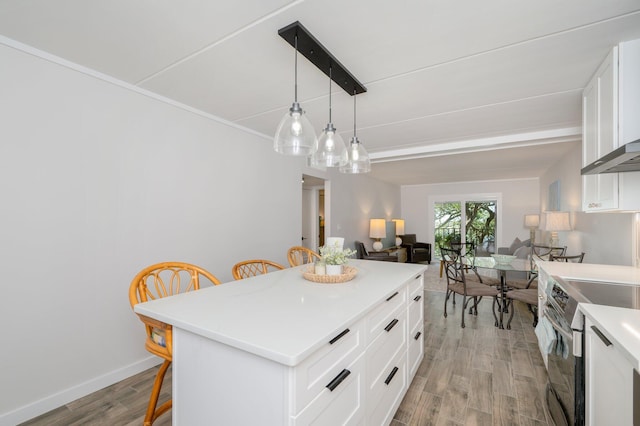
left=434, top=199, right=497, bottom=257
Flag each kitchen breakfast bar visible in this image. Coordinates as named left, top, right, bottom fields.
left=134, top=259, right=427, bottom=425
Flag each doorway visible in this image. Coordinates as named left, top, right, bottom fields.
left=302, top=175, right=326, bottom=250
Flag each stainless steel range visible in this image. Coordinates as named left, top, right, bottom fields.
left=543, top=276, right=640, bottom=426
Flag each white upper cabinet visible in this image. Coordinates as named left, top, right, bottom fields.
left=582, top=39, right=640, bottom=212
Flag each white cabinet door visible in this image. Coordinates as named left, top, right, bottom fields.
left=585, top=318, right=634, bottom=425
left=582, top=48, right=619, bottom=212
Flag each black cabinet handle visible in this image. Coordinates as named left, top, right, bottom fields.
left=329, top=328, right=350, bottom=345
left=384, top=318, right=399, bottom=332
left=326, top=369, right=351, bottom=391
left=414, top=275, right=421, bottom=280
left=384, top=366, right=399, bottom=385
left=591, top=325, right=612, bottom=347
left=386, top=291, right=399, bottom=301
left=413, top=295, right=422, bottom=302
left=414, top=331, right=422, bottom=340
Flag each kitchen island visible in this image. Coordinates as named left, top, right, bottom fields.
left=134, top=259, right=427, bottom=425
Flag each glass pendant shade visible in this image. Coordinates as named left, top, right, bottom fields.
left=274, top=102, right=317, bottom=156
left=274, top=33, right=317, bottom=156
left=340, top=136, right=371, bottom=174
left=311, top=123, right=347, bottom=167
left=340, top=92, right=371, bottom=174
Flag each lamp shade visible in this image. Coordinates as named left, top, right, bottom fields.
left=369, top=219, right=386, bottom=238
left=542, top=211, right=571, bottom=231
left=392, top=219, right=405, bottom=235
left=524, top=214, right=540, bottom=228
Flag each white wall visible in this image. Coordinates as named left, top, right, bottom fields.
left=0, top=41, right=401, bottom=423
left=325, top=168, right=401, bottom=253
left=540, top=143, right=637, bottom=265
left=401, top=178, right=540, bottom=250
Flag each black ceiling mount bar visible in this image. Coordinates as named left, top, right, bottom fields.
left=278, top=21, right=367, bottom=96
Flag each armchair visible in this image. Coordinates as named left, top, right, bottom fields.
left=354, top=241, right=398, bottom=262
left=400, top=234, right=431, bottom=264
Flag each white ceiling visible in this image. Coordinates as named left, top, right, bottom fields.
left=2, top=1, right=640, bottom=185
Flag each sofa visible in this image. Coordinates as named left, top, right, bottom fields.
left=354, top=241, right=398, bottom=262
left=498, top=237, right=532, bottom=280
left=400, top=234, right=431, bottom=264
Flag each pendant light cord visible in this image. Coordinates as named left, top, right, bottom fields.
left=353, top=89, right=357, bottom=138
left=328, top=66, right=332, bottom=123
left=294, top=34, right=298, bottom=103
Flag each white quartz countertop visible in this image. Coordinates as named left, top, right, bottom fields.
left=536, top=261, right=640, bottom=284
left=579, top=304, right=640, bottom=369
left=134, top=259, right=427, bottom=366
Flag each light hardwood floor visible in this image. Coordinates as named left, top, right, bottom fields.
left=21, top=265, right=550, bottom=425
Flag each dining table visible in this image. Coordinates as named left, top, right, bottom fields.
left=471, top=257, right=534, bottom=329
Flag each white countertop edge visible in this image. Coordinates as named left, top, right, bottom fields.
left=134, top=260, right=428, bottom=366
left=579, top=303, right=640, bottom=370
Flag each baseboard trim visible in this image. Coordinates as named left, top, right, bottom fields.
left=0, top=356, right=161, bottom=426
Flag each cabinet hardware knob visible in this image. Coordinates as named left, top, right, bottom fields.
left=413, top=295, right=422, bottom=302
left=326, top=369, right=351, bottom=391
left=329, top=328, right=350, bottom=345
left=384, top=366, right=399, bottom=385
left=414, top=331, right=422, bottom=340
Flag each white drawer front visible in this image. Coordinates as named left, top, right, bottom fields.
left=408, top=320, right=424, bottom=379
left=366, top=309, right=407, bottom=389
left=365, top=286, right=407, bottom=344
left=292, top=355, right=365, bottom=426
left=367, top=349, right=408, bottom=425
left=291, top=320, right=365, bottom=414
left=408, top=274, right=424, bottom=298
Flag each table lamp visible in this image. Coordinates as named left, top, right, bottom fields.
left=369, top=219, right=386, bottom=251
left=524, top=214, right=540, bottom=244
left=392, top=219, right=405, bottom=247
left=542, top=211, right=571, bottom=247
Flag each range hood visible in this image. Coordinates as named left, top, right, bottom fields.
left=581, top=139, right=640, bottom=175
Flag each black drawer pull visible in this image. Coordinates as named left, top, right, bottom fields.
left=326, top=369, right=351, bottom=392
left=591, top=325, right=612, bottom=347
left=384, top=366, right=399, bottom=385
left=414, top=275, right=421, bottom=280
left=386, top=291, right=399, bottom=301
left=384, top=318, right=399, bottom=332
left=414, top=331, right=422, bottom=340
left=329, top=328, right=350, bottom=345
left=413, top=295, right=422, bottom=302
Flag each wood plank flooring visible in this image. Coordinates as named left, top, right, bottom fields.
left=21, top=266, right=551, bottom=425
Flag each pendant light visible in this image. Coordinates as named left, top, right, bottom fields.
left=310, top=65, right=347, bottom=167
left=340, top=91, right=371, bottom=174
left=274, top=34, right=317, bottom=156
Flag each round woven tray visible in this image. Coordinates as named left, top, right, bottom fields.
left=302, top=265, right=357, bottom=284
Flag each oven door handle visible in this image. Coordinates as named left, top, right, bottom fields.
left=543, top=307, right=573, bottom=342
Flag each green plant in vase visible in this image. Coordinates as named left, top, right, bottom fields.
left=319, top=243, right=356, bottom=275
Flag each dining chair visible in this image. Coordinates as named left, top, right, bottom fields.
left=550, top=252, right=585, bottom=263
left=442, top=247, right=499, bottom=328
left=504, top=288, right=539, bottom=329
left=287, top=246, right=321, bottom=267
left=440, top=245, right=500, bottom=286
left=232, top=259, right=286, bottom=280
left=508, top=244, right=568, bottom=290
left=129, top=262, right=221, bottom=426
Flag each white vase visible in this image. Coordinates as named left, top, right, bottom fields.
left=325, top=264, right=343, bottom=275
